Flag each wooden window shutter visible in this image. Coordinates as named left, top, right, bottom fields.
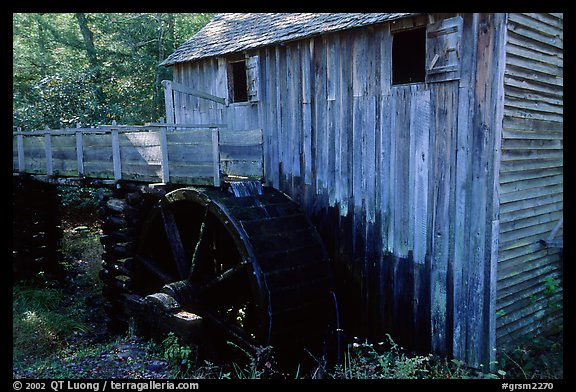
left=425, top=16, right=463, bottom=83
left=246, top=55, right=259, bottom=102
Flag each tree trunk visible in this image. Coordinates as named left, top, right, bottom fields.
left=152, top=13, right=175, bottom=121
left=35, top=14, right=49, bottom=76
left=75, top=13, right=106, bottom=106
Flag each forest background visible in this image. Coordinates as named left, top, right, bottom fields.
left=13, top=13, right=214, bottom=131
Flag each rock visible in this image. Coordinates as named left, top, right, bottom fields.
left=116, top=343, right=145, bottom=361
left=146, top=360, right=168, bottom=373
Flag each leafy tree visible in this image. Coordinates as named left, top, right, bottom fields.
left=13, top=13, right=214, bottom=131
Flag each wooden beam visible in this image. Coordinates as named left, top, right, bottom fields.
left=43, top=129, right=53, bottom=176
left=212, top=129, right=221, bottom=187
left=159, top=201, right=189, bottom=280
left=111, top=126, right=122, bottom=181
left=170, top=80, right=227, bottom=106
left=16, top=132, right=25, bottom=172
left=159, top=126, right=170, bottom=183
left=75, top=123, right=84, bottom=176
left=162, top=80, right=175, bottom=124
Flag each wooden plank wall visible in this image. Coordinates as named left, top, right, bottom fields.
left=497, top=13, right=563, bottom=348
left=172, top=59, right=227, bottom=125
left=172, top=14, right=508, bottom=366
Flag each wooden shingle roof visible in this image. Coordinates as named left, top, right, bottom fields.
left=161, top=13, right=417, bottom=66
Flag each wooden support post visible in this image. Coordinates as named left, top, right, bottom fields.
left=159, top=126, right=170, bottom=183
left=75, top=123, right=84, bottom=176
left=212, top=129, right=220, bottom=187
left=16, top=128, right=25, bottom=173
left=162, top=80, right=175, bottom=125
left=226, top=105, right=235, bottom=131
left=43, top=126, right=53, bottom=176
left=111, top=121, right=122, bottom=181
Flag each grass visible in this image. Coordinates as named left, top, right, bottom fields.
left=13, top=284, right=86, bottom=366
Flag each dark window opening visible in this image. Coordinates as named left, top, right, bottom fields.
left=230, top=60, right=248, bottom=103
left=392, top=27, right=426, bottom=85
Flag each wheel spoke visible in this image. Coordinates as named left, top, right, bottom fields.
left=200, top=307, right=259, bottom=354
left=198, top=261, right=249, bottom=294
left=190, top=208, right=209, bottom=277
left=135, top=255, right=175, bottom=284
left=159, top=201, right=189, bottom=279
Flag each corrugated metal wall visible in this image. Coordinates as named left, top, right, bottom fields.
left=497, top=13, right=563, bottom=348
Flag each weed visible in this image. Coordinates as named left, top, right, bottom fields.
left=329, top=334, right=509, bottom=380
left=161, top=333, right=198, bottom=377
left=497, top=325, right=563, bottom=379
left=226, top=341, right=282, bottom=379
left=543, top=277, right=560, bottom=298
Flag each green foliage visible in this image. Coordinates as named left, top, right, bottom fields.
left=543, top=277, right=560, bottom=297
left=58, top=186, right=101, bottom=212
left=497, top=325, right=563, bottom=379
left=226, top=343, right=281, bottom=379
left=161, top=333, right=197, bottom=377
left=13, top=13, right=215, bottom=130
left=330, top=335, right=506, bottom=380
left=333, top=335, right=435, bottom=379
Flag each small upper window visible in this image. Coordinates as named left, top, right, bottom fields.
left=392, top=27, right=426, bottom=85
left=228, top=60, right=248, bottom=103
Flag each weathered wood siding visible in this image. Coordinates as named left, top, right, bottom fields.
left=171, top=59, right=228, bottom=125
left=497, top=13, right=563, bottom=348
left=171, top=13, right=508, bottom=367
left=13, top=126, right=263, bottom=186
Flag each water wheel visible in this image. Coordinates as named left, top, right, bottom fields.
left=100, top=182, right=335, bottom=362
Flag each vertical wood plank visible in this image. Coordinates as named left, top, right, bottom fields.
left=327, top=35, right=339, bottom=207
left=452, top=12, right=478, bottom=361
left=392, top=86, right=411, bottom=257
left=379, top=23, right=392, bottom=97
left=343, top=33, right=354, bottom=218
left=291, top=43, right=302, bottom=184
left=313, top=37, right=328, bottom=192
left=162, top=80, right=175, bottom=124
left=364, top=95, right=377, bottom=225
left=411, top=87, right=431, bottom=265
left=379, top=94, right=392, bottom=255
left=268, top=48, right=280, bottom=188
left=387, top=88, right=398, bottom=253
left=111, top=126, right=122, bottom=181
left=453, top=85, right=473, bottom=360
left=463, top=13, right=506, bottom=367
left=17, top=133, right=25, bottom=172
left=352, top=96, right=363, bottom=209
left=216, top=57, right=228, bottom=103
left=44, top=128, right=53, bottom=176
left=159, top=126, right=170, bottom=183
left=352, top=29, right=368, bottom=97
left=429, top=82, right=458, bottom=356
left=275, top=46, right=284, bottom=184
left=302, top=41, right=313, bottom=185
left=407, top=86, right=417, bottom=254
left=486, top=12, right=507, bottom=368
left=257, top=49, right=270, bottom=184
left=212, top=129, right=220, bottom=187
left=75, top=125, right=84, bottom=176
